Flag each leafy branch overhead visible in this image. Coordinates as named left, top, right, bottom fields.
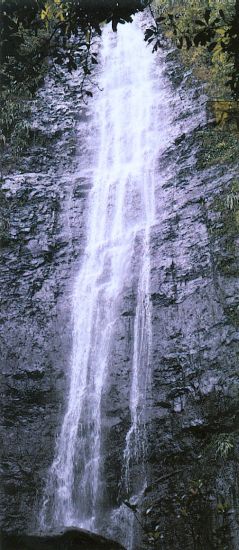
left=1, top=0, right=239, bottom=97
left=0, top=0, right=150, bottom=144
left=0, top=0, right=150, bottom=80
left=145, top=2, right=239, bottom=97
left=1, top=0, right=239, bottom=151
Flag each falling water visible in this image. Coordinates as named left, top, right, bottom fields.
left=40, top=13, right=174, bottom=546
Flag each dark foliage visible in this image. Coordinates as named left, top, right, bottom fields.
left=146, top=1, right=239, bottom=98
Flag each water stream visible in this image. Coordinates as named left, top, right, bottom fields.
left=40, top=14, right=175, bottom=548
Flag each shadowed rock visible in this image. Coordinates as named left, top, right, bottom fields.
left=1, top=528, right=126, bottom=550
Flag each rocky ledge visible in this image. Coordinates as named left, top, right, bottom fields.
left=1, top=528, right=125, bottom=550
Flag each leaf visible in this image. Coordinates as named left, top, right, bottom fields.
left=156, top=16, right=165, bottom=23
left=94, top=23, right=102, bottom=36
left=194, top=31, right=209, bottom=46
left=216, top=27, right=226, bottom=36
left=152, top=40, right=161, bottom=52
left=144, top=27, right=156, bottom=41
left=204, top=9, right=211, bottom=24
left=195, top=20, right=206, bottom=27
left=40, top=9, right=47, bottom=20
left=185, top=36, right=192, bottom=49
left=56, top=10, right=64, bottom=22
left=83, top=65, right=90, bottom=75
left=219, top=9, right=225, bottom=21
left=85, top=90, right=92, bottom=97
left=112, top=17, right=117, bottom=32
left=177, top=37, right=183, bottom=49
left=207, top=41, right=217, bottom=52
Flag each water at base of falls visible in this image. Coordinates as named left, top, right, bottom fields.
left=40, top=13, right=176, bottom=549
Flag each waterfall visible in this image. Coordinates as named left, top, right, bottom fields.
left=40, top=13, right=174, bottom=547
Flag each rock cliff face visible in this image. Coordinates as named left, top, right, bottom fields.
left=1, top=51, right=239, bottom=550
left=0, top=73, right=92, bottom=532
left=141, top=54, right=239, bottom=549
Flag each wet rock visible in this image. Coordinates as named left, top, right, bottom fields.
left=0, top=71, right=91, bottom=532
left=140, top=52, right=239, bottom=550
left=1, top=37, right=239, bottom=550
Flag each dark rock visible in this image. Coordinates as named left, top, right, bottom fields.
left=1, top=529, right=125, bottom=550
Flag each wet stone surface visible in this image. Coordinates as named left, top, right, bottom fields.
left=0, top=72, right=93, bottom=532
left=1, top=48, right=239, bottom=550
left=140, top=52, right=239, bottom=550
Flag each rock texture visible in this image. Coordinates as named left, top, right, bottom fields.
left=1, top=49, right=239, bottom=550
left=141, top=53, right=239, bottom=549
left=0, top=72, right=93, bottom=532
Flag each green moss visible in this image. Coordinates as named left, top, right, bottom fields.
left=196, top=128, right=239, bottom=170
left=205, top=156, right=239, bottom=324
left=224, top=305, right=239, bottom=326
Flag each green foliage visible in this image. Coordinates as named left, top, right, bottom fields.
left=1, top=0, right=239, bottom=157
left=214, top=434, right=234, bottom=458
left=0, top=0, right=150, bottom=154
left=0, top=1, right=50, bottom=154
left=226, top=192, right=239, bottom=210
left=150, top=0, right=239, bottom=99
left=216, top=499, right=230, bottom=513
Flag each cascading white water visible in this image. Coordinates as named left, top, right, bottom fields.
left=40, top=13, right=175, bottom=546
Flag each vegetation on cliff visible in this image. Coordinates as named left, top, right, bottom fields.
left=0, top=0, right=148, bottom=153
left=1, top=0, right=239, bottom=156
left=152, top=0, right=239, bottom=98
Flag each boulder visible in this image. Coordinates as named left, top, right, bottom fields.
left=1, top=528, right=125, bottom=550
